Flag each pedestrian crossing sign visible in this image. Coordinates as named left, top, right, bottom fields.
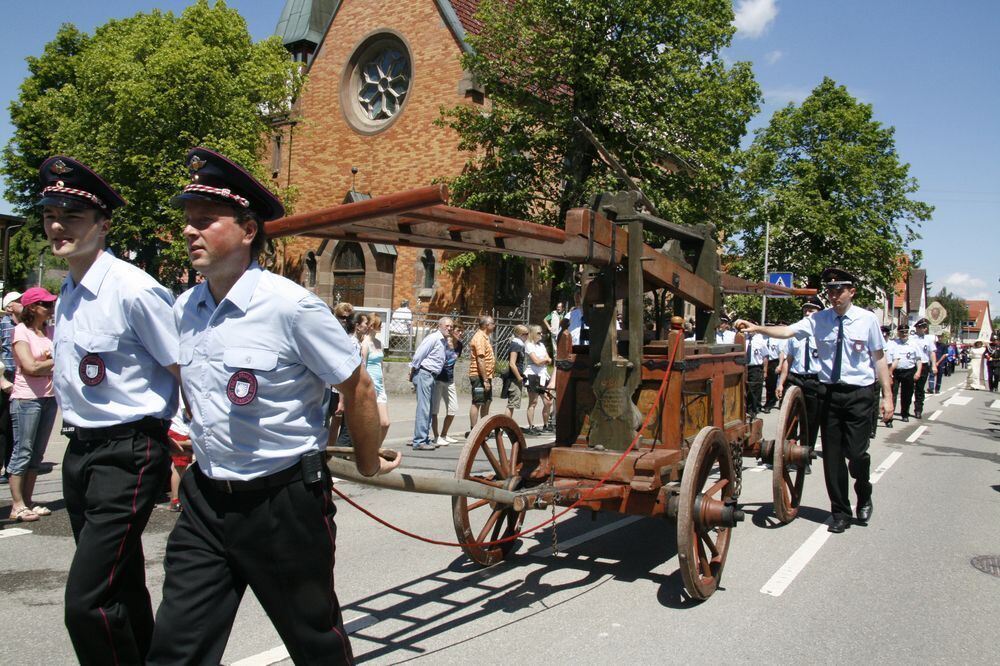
left=767, top=272, right=794, bottom=297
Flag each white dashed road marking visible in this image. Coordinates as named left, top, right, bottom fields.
left=0, top=527, right=32, bottom=539
left=760, top=451, right=902, bottom=597
left=906, top=425, right=928, bottom=443
left=927, top=410, right=943, bottom=421
left=943, top=395, right=972, bottom=407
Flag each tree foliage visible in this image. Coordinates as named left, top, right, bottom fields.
left=440, top=0, right=760, bottom=240
left=1, top=0, right=301, bottom=288
left=731, top=77, right=933, bottom=305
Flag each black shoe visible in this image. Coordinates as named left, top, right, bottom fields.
left=856, top=500, right=873, bottom=525
left=915, top=411, right=922, bottom=419
left=761, top=408, right=771, bottom=414
left=901, top=415, right=909, bottom=422
left=828, top=516, right=852, bottom=533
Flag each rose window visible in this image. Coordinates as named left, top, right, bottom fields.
left=358, top=49, right=410, bottom=121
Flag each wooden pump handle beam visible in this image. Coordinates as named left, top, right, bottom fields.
left=265, top=185, right=449, bottom=239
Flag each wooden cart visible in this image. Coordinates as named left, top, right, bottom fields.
left=266, top=185, right=816, bottom=600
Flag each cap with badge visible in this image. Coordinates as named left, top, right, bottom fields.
left=802, top=295, right=824, bottom=312
left=38, top=156, right=127, bottom=213
left=2, top=291, right=22, bottom=309
left=880, top=324, right=892, bottom=333
left=719, top=314, right=731, bottom=324
left=821, top=266, right=857, bottom=288
left=914, top=318, right=929, bottom=328
left=171, top=147, right=285, bottom=222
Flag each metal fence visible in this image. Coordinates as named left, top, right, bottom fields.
left=386, top=297, right=531, bottom=368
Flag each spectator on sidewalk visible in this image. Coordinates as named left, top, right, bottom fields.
left=565, top=291, right=588, bottom=346
left=503, top=325, right=528, bottom=419
left=410, top=317, right=451, bottom=450
left=361, top=313, right=390, bottom=445
left=431, top=322, right=463, bottom=446
left=7, top=287, right=58, bottom=522
left=327, top=302, right=354, bottom=447
left=544, top=302, right=564, bottom=356
left=525, top=324, right=554, bottom=435
left=0, top=290, right=22, bottom=481
left=469, top=315, right=496, bottom=430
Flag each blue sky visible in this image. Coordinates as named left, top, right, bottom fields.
left=1, top=1, right=997, bottom=316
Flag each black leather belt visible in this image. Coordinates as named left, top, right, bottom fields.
left=63, top=416, right=168, bottom=442
left=198, top=461, right=305, bottom=494
left=825, top=382, right=874, bottom=393
left=791, top=372, right=819, bottom=379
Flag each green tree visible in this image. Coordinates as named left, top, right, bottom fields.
left=2, top=1, right=301, bottom=289
left=732, top=77, right=933, bottom=305
left=439, top=0, right=760, bottom=285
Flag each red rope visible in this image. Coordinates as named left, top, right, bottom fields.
left=331, top=335, right=681, bottom=549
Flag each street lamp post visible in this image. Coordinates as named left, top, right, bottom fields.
left=761, top=216, right=770, bottom=325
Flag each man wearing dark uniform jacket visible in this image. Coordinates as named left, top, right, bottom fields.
left=147, top=148, right=400, bottom=665
left=736, top=267, right=893, bottom=534
left=41, top=156, right=180, bottom=665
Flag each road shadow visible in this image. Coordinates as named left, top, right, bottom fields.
left=746, top=501, right=830, bottom=529
left=348, top=514, right=716, bottom=662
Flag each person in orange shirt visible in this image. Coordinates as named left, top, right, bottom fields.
left=468, top=315, right=496, bottom=429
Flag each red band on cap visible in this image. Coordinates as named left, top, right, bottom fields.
left=182, top=184, right=249, bottom=208
left=42, top=185, right=107, bottom=210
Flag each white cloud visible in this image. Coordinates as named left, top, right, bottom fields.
left=734, top=0, right=779, bottom=39
left=764, top=49, right=783, bottom=64
left=763, top=86, right=810, bottom=106
left=942, top=272, right=989, bottom=300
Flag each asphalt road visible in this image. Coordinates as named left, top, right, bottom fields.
left=2, top=372, right=998, bottom=665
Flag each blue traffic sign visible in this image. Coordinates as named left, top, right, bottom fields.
left=767, top=272, right=794, bottom=296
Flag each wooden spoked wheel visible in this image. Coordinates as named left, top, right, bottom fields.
left=677, top=426, right=741, bottom=601
left=773, top=385, right=809, bottom=524
left=452, top=414, right=527, bottom=567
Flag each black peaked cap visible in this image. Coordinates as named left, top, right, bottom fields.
left=38, top=156, right=127, bottom=213
left=171, top=147, right=284, bottom=222
left=821, top=266, right=857, bottom=287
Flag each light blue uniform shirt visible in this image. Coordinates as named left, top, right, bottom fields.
left=886, top=338, right=920, bottom=370
left=176, top=264, right=359, bottom=481
left=747, top=334, right=768, bottom=366
left=788, top=305, right=884, bottom=386
left=911, top=333, right=936, bottom=364
left=53, top=250, right=178, bottom=427
left=783, top=333, right=819, bottom=375
left=765, top=335, right=783, bottom=361
left=715, top=329, right=736, bottom=345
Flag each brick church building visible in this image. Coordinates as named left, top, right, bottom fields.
left=266, top=0, right=551, bottom=320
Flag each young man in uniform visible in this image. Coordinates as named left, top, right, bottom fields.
left=911, top=318, right=936, bottom=418
left=887, top=326, right=921, bottom=422
left=775, top=296, right=823, bottom=452
left=744, top=320, right=768, bottom=418
left=873, top=324, right=894, bottom=434
left=147, top=148, right=399, bottom=665
left=715, top=314, right=736, bottom=345
left=40, top=156, right=180, bottom=664
left=736, top=268, right=893, bottom=534
left=762, top=327, right=783, bottom=412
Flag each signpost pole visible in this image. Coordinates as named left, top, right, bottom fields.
left=761, top=217, right=770, bottom=324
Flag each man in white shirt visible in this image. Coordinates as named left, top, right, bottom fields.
left=886, top=327, right=922, bottom=422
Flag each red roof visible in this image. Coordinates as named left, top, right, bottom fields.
left=966, top=300, right=990, bottom=329
left=449, top=0, right=484, bottom=36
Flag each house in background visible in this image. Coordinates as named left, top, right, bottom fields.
left=890, top=257, right=927, bottom=331
left=960, top=300, right=993, bottom=343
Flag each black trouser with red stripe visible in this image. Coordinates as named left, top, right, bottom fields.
left=62, top=422, right=170, bottom=666
left=819, top=383, right=874, bottom=521
left=147, top=463, right=353, bottom=665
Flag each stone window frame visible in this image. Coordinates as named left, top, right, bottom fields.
left=340, top=29, right=415, bottom=136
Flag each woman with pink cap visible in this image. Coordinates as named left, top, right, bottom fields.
left=7, top=286, right=57, bottom=522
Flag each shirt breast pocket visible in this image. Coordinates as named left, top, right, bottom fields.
left=223, top=347, right=279, bottom=372
left=74, top=330, right=120, bottom=354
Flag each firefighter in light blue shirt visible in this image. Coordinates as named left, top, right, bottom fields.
left=148, top=148, right=399, bottom=666
left=886, top=327, right=922, bottom=422
left=775, top=296, right=823, bottom=450
left=736, top=267, right=892, bottom=535
left=41, top=155, right=179, bottom=665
